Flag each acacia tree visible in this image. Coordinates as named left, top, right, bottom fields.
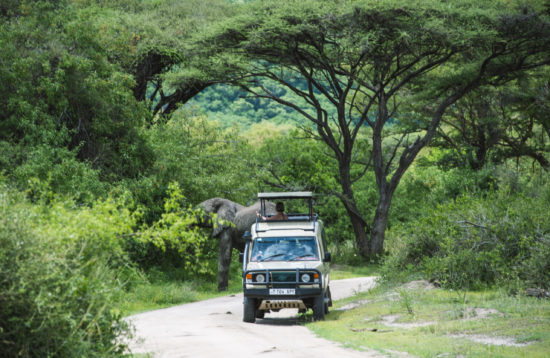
left=434, top=79, right=550, bottom=170
left=83, top=0, right=239, bottom=118
left=184, top=0, right=550, bottom=259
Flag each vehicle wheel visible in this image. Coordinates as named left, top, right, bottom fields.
left=312, top=294, right=325, bottom=321
left=243, top=297, right=256, bottom=323
left=255, top=309, right=265, bottom=319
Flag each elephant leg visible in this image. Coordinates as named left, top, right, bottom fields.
left=218, top=231, right=232, bottom=291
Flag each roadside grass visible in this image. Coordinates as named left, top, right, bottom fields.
left=117, top=278, right=243, bottom=315
left=308, top=281, right=550, bottom=357
left=118, top=260, right=376, bottom=316
left=118, top=253, right=244, bottom=316
left=330, top=264, right=379, bottom=280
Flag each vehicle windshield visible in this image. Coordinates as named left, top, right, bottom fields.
left=250, top=237, right=319, bottom=262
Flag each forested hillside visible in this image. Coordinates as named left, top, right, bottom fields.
left=184, top=81, right=334, bottom=127
left=1, top=0, right=549, bottom=357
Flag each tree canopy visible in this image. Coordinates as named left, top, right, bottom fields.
left=183, top=0, right=550, bottom=258
left=1, top=1, right=549, bottom=354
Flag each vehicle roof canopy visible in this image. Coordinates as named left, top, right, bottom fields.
left=257, top=191, right=312, bottom=199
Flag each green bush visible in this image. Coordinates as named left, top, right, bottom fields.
left=0, top=184, right=136, bottom=357
left=132, top=182, right=218, bottom=277
left=390, top=165, right=498, bottom=225
left=10, top=145, right=108, bottom=203
left=0, top=1, right=153, bottom=193
left=382, top=176, right=550, bottom=291
left=518, top=236, right=550, bottom=289
left=139, top=113, right=257, bottom=223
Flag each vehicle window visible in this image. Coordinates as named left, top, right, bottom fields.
left=250, top=237, right=319, bottom=262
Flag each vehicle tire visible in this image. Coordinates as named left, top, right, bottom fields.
left=312, top=294, right=325, bottom=321
left=255, top=310, right=265, bottom=319
left=243, top=297, right=256, bottom=323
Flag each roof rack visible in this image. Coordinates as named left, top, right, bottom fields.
left=256, top=192, right=316, bottom=232
left=257, top=191, right=312, bottom=199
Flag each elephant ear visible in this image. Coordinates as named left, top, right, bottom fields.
left=198, top=198, right=244, bottom=237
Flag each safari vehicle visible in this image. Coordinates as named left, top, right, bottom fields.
left=240, top=192, right=331, bottom=323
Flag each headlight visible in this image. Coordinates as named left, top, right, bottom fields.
left=301, top=273, right=311, bottom=283
left=255, top=274, right=265, bottom=283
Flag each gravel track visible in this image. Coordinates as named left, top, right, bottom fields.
left=127, top=277, right=383, bottom=358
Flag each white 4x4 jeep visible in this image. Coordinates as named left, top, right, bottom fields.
left=240, top=192, right=332, bottom=323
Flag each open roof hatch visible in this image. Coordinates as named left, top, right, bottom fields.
left=256, top=192, right=316, bottom=232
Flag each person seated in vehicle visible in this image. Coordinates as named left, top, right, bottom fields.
left=256, top=202, right=288, bottom=221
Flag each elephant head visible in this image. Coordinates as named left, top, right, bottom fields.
left=197, top=198, right=244, bottom=238
left=196, top=198, right=276, bottom=291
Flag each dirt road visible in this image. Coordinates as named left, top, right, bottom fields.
left=127, top=277, right=382, bottom=358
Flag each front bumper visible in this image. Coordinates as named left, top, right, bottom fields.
left=243, top=268, right=323, bottom=300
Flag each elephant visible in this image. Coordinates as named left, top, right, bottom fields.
left=197, top=198, right=276, bottom=291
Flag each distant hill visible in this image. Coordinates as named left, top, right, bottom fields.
left=184, top=82, right=336, bottom=128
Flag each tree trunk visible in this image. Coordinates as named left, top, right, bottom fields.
left=369, top=91, right=391, bottom=259
left=370, top=189, right=392, bottom=257
left=345, top=204, right=371, bottom=258
left=337, top=159, right=371, bottom=258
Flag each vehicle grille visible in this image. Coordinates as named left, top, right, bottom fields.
left=270, top=272, right=295, bottom=282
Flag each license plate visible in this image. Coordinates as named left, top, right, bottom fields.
left=269, top=288, right=295, bottom=295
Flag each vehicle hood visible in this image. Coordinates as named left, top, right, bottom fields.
left=246, top=261, right=323, bottom=271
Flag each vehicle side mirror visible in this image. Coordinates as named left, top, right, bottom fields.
left=239, top=252, right=244, bottom=263
left=324, top=252, right=331, bottom=263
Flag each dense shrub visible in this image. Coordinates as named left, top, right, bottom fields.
left=138, top=114, right=257, bottom=223
left=0, top=1, right=153, bottom=197
left=129, top=182, right=218, bottom=277
left=382, top=176, right=550, bottom=291
left=0, top=184, right=136, bottom=357
left=389, top=165, right=498, bottom=226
